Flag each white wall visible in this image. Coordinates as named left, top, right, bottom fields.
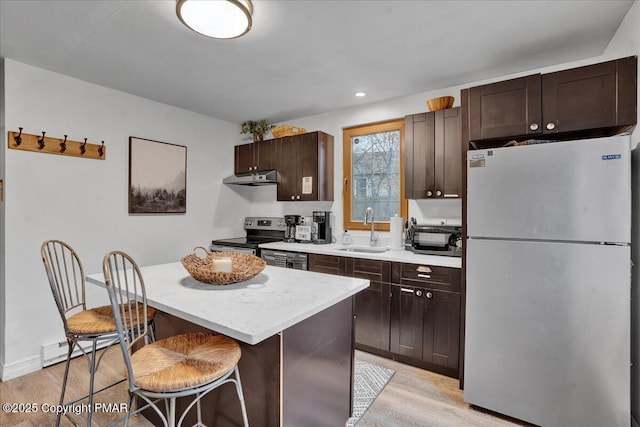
left=0, top=59, right=251, bottom=380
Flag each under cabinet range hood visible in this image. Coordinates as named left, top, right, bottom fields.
left=222, top=170, right=277, bottom=186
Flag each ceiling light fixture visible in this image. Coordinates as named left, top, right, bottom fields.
left=354, top=91, right=367, bottom=97
left=176, top=0, right=253, bottom=39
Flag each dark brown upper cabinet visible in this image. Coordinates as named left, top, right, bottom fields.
left=467, top=56, right=637, bottom=144
left=276, top=131, right=334, bottom=202
left=405, top=107, right=462, bottom=199
left=234, top=139, right=277, bottom=175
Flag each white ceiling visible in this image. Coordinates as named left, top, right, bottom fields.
left=0, top=0, right=634, bottom=124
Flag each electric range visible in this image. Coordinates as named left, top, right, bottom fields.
left=210, top=217, right=286, bottom=256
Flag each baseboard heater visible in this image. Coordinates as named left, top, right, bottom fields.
left=41, top=339, right=113, bottom=367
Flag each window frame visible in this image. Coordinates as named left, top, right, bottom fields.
left=342, top=118, right=408, bottom=232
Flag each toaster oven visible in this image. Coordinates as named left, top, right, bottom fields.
left=410, top=225, right=462, bottom=256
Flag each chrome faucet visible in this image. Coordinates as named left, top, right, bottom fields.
left=363, top=207, right=378, bottom=247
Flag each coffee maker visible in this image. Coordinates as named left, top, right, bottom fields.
left=284, top=215, right=300, bottom=242
left=312, top=211, right=332, bottom=244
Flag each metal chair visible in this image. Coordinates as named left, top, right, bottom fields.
left=103, top=250, right=249, bottom=427
left=41, top=240, right=152, bottom=426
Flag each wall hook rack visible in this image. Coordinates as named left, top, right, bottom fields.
left=7, top=129, right=106, bottom=160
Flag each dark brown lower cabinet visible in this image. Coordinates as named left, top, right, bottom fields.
left=351, top=258, right=391, bottom=352
left=390, top=285, right=460, bottom=378
left=308, top=253, right=461, bottom=379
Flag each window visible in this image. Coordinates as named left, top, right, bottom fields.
left=343, top=119, right=407, bottom=231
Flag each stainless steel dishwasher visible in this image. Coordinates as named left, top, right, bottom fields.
left=261, top=249, right=308, bottom=270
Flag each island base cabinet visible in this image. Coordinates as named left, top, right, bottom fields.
left=147, top=300, right=354, bottom=427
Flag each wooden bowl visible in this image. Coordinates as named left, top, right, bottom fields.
left=427, top=96, right=455, bottom=112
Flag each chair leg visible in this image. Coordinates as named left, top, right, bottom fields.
left=168, top=397, right=176, bottom=427
left=196, top=393, right=202, bottom=426
left=124, top=392, right=134, bottom=427
left=86, top=339, right=99, bottom=426
left=234, top=366, right=250, bottom=427
left=56, top=339, right=75, bottom=427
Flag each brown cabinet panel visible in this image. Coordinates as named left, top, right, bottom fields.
left=469, top=74, right=542, bottom=141
left=390, top=284, right=424, bottom=359
left=276, top=132, right=334, bottom=202
left=234, top=140, right=277, bottom=174
left=392, top=262, right=461, bottom=292
left=467, top=56, right=637, bottom=145
left=542, top=57, right=637, bottom=134
left=437, top=108, right=462, bottom=198
left=351, top=258, right=391, bottom=283
left=355, top=281, right=391, bottom=351
left=235, top=143, right=255, bottom=175
left=276, top=135, right=299, bottom=201
left=308, top=254, right=348, bottom=276
left=423, top=290, right=460, bottom=370
left=405, top=108, right=461, bottom=200
left=256, top=139, right=276, bottom=171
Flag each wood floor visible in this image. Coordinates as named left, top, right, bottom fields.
left=0, top=349, right=530, bottom=426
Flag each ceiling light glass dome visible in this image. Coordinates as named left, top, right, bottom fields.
left=176, top=0, right=253, bottom=39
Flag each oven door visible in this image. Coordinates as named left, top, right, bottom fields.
left=209, top=244, right=256, bottom=256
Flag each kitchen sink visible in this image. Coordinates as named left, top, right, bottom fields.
left=337, top=247, right=388, bottom=254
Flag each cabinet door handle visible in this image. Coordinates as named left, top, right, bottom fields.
left=426, top=291, right=433, bottom=299
left=530, top=123, right=539, bottom=131
left=427, top=191, right=433, bottom=197
left=546, top=122, right=556, bottom=130
left=415, top=290, right=423, bottom=297
left=291, top=195, right=295, bottom=200
left=444, top=194, right=459, bottom=198
left=417, top=274, right=431, bottom=279
left=400, top=288, right=414, bottom=294
left=248, top=167, right=252, bottom=171
left=436, top=190, right=442, bottom=197
left=296, top=195, right=301, bottom=200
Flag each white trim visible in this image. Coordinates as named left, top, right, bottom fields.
left=1, top=355, right=41, bottom=381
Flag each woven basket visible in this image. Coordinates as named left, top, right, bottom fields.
left=271, top=125, right=306, bottom=138
left=181, top=247, right=266, bottom=285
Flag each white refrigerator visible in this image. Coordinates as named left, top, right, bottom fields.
left=465, top=135, right=631, bottom=427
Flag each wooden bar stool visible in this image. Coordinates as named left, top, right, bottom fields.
left=41, top=240, right=156, bottom=426
left=103, top=250, right=249, bottom=427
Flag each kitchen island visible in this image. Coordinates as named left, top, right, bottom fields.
left=87, top=263, right=368, bottom=427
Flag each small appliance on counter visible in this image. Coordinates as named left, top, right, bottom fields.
left=408, top=222, right=462, bottom=257
left=312, top=211, right=332, bottom=244
left=284, top=215, right=301, bottom=242
left=295, top=224, right=312, bottom=243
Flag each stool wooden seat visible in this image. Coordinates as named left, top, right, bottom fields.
left=67, top=303, right=156, bottom=335
left=131, top=332, right=240, bottom=392
left=103, top=250, right=249, bottom=427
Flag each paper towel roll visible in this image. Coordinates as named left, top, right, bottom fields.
left=389, top=214, right=404, bottom=249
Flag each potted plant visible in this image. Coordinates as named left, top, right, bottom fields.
left=240, top=119, right=275, bottom=142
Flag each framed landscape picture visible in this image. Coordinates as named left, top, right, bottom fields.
left=129, top=137, right=187, bottom=214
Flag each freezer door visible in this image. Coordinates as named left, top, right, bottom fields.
left=467, top=135, right=631, bottom=243
left=464, top=239, right=630, bottom=427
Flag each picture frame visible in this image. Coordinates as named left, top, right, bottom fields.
left=128, top=137, right=187, bottom=214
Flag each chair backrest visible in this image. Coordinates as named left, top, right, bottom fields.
left=103, top=250, right=151, bottom=390
left=41, top=240, right=87, bottom=333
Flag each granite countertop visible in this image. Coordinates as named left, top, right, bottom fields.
left=87, top=263, right=368, bottom=345
left=259, top=241, right=462, bottom=269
